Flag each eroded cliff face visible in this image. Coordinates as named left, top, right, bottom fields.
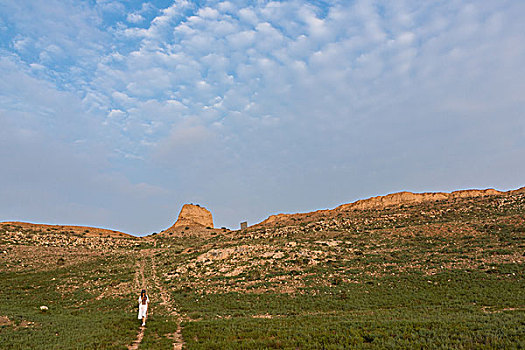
left=256, top=187, right=523, bottom=227
left=336, top=189, right=503, bottom=211
left=169, top=204, right=214, bottom=229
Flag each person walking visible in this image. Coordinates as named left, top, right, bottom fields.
left=138, top=289, right=149, bottom=326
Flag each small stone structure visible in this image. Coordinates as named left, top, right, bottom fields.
left=240, top=221, right=248, bottom=230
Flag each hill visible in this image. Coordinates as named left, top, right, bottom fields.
left=0, top=221, right=133, bottom=238
left=257, top=186, right=525, bottom=227
left=1, top=186, right=524, bottom=349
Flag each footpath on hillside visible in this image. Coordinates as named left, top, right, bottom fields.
left=128, top=249, right=184, bottom=350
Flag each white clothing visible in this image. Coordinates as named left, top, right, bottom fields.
left=137, top=296, right=149, bottom=319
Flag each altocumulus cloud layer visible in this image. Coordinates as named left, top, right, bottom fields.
left=0, top=0, right=524, bottom=235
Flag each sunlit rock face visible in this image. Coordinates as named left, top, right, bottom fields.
left=169, top=204, right=214, bottom=229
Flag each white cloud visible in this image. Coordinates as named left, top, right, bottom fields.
left=127, top=13, right=145, bottom=24
left=396, top=31, right=416, bottom=45
left=95, top=0, right=125, bottom=14
left=227, top=29, right=256, bottom=48
left=238, top=8, right=258, bottom=25
left=107, top=108, right=126, bottom=120
left=217, top=1, right=236, bottom=14
left=12, top=35, right=31, bottom=52
left=298, top=5, right=330, bottom=40
left=198, top=7, right=219, bottom=19
left=29, top=63, right=46, bottom=71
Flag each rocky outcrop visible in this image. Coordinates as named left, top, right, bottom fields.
left=336, top=188, right=503, bottom=211
left=256, top=187, right=523, bottom=227
left=169, top=204, right=214, bottom=229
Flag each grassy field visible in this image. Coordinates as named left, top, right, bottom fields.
left=174, top=270, right=524, bottom=348
left=0, top=250, right=137, bottom=349
left=1, top=192, right=524, bottom=348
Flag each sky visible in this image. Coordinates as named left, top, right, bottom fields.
left=1, top=0, right=524, bottom=236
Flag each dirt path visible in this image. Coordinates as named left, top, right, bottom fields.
left=151, top=254, right=185, bottom=350
left=128, top=327, right=145, bottom=350
left=134, top=253, right=147, bottom=290
left=128, top=250, right=184, bottom=350
left=128, top=253, right=147, bottom=350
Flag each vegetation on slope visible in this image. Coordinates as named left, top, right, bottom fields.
left=1, top=190, right=524, bottom=348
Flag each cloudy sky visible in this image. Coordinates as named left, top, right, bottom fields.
left=1, top=0, right=524, bottom=235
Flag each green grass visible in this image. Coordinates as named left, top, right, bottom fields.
left=139, top=317, right=179, bottom=349
left=183, top=311, right=524, bottom=349
left=0, top=255, right=137, bottom=349
left=170, top=268, right=524, bottom=315
left=175, top=269, right=524, bottom=349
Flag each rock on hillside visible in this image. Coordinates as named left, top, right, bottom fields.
left=168, top=204, right=214, bottom=229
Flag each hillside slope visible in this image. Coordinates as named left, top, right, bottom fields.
left=1, top=186, right=524, bottom=348
left=0, top=221, right=132, bottom=238
left=150, top=187, right=525, bottom=348
left=257, top=186, right=525, bottom=228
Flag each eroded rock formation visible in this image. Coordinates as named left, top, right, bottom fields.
left=257, top=187, right=524, bottom=227
left=169, top=204, right=214, bottom=229
left=336, top=188, right=503, bottom=211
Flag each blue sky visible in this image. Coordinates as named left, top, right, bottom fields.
left=1, top=0, right=524, bottom=235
